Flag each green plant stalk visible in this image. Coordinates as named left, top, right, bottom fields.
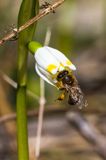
left=16, top=0, right=39, bottom=160
left=16, top=87, right=28, bottom=160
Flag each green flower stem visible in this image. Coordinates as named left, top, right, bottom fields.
left=16, top=0, right=39, bottom=160
left=16, top=86, right=28, bottom=160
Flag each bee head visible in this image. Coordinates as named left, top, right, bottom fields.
left=57, top=70, right=74, bottom=85
left=57, top=70, right=68, bottom=80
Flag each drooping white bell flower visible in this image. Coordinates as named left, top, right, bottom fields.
left=28, top=41, right=76, bottom=87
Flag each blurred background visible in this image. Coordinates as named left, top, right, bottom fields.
left=0, top=0, right=106, bottom=160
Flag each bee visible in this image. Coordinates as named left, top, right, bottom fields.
left=56, top=69, right=87, bottom=108
left=33, top=43, right=87, bottom=108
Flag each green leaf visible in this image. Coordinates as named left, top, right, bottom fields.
left=17, top=0, right=39, bottom=85
left=18, top=0, right=39, bottom=44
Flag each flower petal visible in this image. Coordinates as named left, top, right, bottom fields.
left=35, top=63, right=55, bottom=86
left=44, top=46, right=76, bottom=70
left=35, top=47, right=60, bottom=74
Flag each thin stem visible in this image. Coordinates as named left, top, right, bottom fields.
left=35, top=78, right=45, bottom=158
left=35, top=28, right=51, bottom=158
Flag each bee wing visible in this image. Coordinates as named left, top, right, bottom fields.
left=45, top=46, right=76, bottom=71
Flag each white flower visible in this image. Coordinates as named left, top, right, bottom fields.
left=28, top=41, right=76, bottom=87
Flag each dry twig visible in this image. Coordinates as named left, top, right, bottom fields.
left=0, top=70, right=39, bottom=100
left=0, top=0, right=65, bottom=46
left=67, top=112, right=106, bottom=160
left=0, top=107, right=67, bottom=124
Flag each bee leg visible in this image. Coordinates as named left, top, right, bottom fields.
left=57, top=90, right=67, bottom=101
